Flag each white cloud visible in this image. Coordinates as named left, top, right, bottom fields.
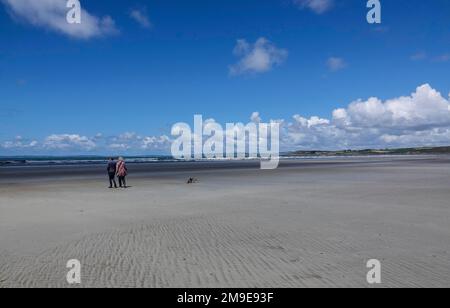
left=129, top=8, right=152, bottom=29
left=294, top=0, right=334, bottom=14
left=229, top=37, right=288, bottom=76
left=142, top=135, right=171, bottom=150
left=1, top=136, right=38, bottom=149
left=44, top=134, right=96, bottom=150
left=3, top=85, right=450, bottom=153
left=107, top=132, right=171, bottom=151
left=1, top=132, right=173, bottom=153
left=378, top=128, right=450, bottom=147
left=1, top=0, right=118, bottom=39
left=109, top=143, right=130, bottom=150
left=281, top=84, right=450, bottom=150
left=116, top=132, right=139, bottom=141
left=335, top=84, right=450, bottom=130
left=326, top=57, right=347, bottom=72
left=250, top=112, right=262, bottom=123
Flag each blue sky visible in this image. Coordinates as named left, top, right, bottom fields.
left=1, top=0, right=450, bottom=154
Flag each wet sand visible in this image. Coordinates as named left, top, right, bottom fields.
left=1, top=156, right=450, bottom=287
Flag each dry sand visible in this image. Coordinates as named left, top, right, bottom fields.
left=1, top=157, right=450, bottom=288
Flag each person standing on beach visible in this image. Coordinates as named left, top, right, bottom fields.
left=116, top=157, right=128, bottom=188
left=107, top=158, right=118, bottom=188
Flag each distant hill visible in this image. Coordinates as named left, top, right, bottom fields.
left=288, top=146, right=450, bottom=157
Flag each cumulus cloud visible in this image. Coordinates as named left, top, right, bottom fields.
left=142, top=135, right=171, bottom=150
left=326, top=57, right=347, bottom=72
left=250, top=112, right=262, bottom=123
left=129, top=8, right=152, bottom=29
left=1, top=132, right=173, bottom=154
left=108, top=132, right=171, bottom=151
left=294, top=0, right=334, bottom=14
left=43, top=134, right=96, bottom=150
left=281, top=84, right=450, bottom=150
left=229, top=38, right=288, bottom=76
left=1, top=0, right=118, bottom=39
left=334, top=84, right=450, bottom=130
left=3, top=85, right=450, bottom=154
left=1, top=136, right=38, bottom=149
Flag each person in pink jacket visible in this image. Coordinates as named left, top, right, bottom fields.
left=116, top=157, right=128, bottom=188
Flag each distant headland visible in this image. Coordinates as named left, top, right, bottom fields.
left=288, top=146, right=450, bottom=157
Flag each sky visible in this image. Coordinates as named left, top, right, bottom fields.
left=1, top=0, right=450, bottom=155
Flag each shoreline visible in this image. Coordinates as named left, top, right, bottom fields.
left=1, top=153, right=447, bottom=167
left=1, top=155, right=446, bottom=183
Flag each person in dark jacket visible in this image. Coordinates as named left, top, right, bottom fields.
left=107, top=158, right=118, bottom=188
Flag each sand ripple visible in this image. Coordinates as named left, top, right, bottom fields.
left=1, top=215, right=449, bottom=288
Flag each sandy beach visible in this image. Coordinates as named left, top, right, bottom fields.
left=1, top=156, right=450, bottom=288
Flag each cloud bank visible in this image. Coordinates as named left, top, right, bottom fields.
left=282, top=84, right=450, bottom=150
left=1, top=132, right=171, bottom=154
left=1, top=0, right=118, bottom=39
left=2, top=85, right=450, bottom=154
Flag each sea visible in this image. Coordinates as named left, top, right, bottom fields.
left=0, top=155, right=177, bottom=167
left=0, top=154, right=415, bottom=167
